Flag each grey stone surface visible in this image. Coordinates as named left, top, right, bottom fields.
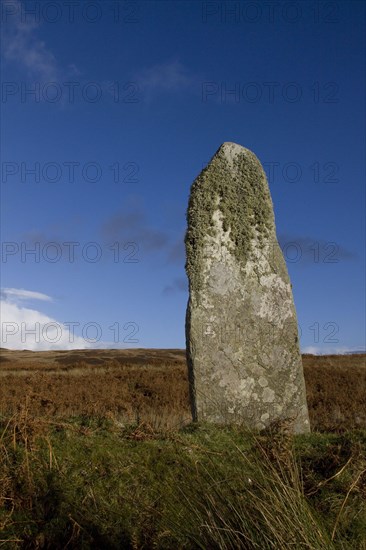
left=185, top=142, right=310, bottom=433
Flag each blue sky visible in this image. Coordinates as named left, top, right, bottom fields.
left=0, top=0, right=365, bottom=353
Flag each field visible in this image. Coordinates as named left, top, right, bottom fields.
left=0, top=349, right=365, bottom=548
left=0, top=348, right=365, bottom=432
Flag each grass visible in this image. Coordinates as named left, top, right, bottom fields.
left=0, top=407, right=365, bottom=549
left=0, top=350, right=365, bottom=548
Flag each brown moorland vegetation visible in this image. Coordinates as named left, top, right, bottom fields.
left=0, top=349, right=365, bottom=548
left=0, top=348, right=365, bottom=432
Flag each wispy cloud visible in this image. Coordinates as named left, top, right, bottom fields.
left=167, top=237, right=185, bottom=264
left=162, top=276, right=188, bottom=295
left=2, top=0, right=81, bottom=83
left=1, top=288, right=52, bottom=302
left=278, top=234, right=357, bottom=265
left=302, top=345, right=365, bottom=355
left=134, top=60, right=196, bottom=101
left=1, top=287, right=88, bottom=351
left=102, top=208, right=169, bottom=252
left=1, top=0, right=60, bottom=80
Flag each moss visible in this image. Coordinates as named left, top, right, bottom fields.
left=185, top=145, right=273, bottom=292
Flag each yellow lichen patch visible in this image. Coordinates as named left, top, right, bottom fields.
left=185, top=143, right=273, bottom=293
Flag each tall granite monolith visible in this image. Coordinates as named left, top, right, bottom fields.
left=185, top=142, right=310, bottom=433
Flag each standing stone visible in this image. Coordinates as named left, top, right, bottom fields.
left=185, top=142, right=310, bottom=433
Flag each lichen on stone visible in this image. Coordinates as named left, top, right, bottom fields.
left=185, top=143, right=310, bottom=432
left=185, top=143, right=273, bottom=292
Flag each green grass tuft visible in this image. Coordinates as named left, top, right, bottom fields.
left=1, top=411, right=365, bottom=549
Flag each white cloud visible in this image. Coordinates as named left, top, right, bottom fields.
left=135, top=60, right=194, bottom=100
left=302, top=345, right=365, bottom=355
left=1, top=0, right=67, bottom=81
left=2, top=1, right=57, bottom=80
left=0, top=287, right=89, bottom=351
left=1, top=287, right=52, bottom=302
